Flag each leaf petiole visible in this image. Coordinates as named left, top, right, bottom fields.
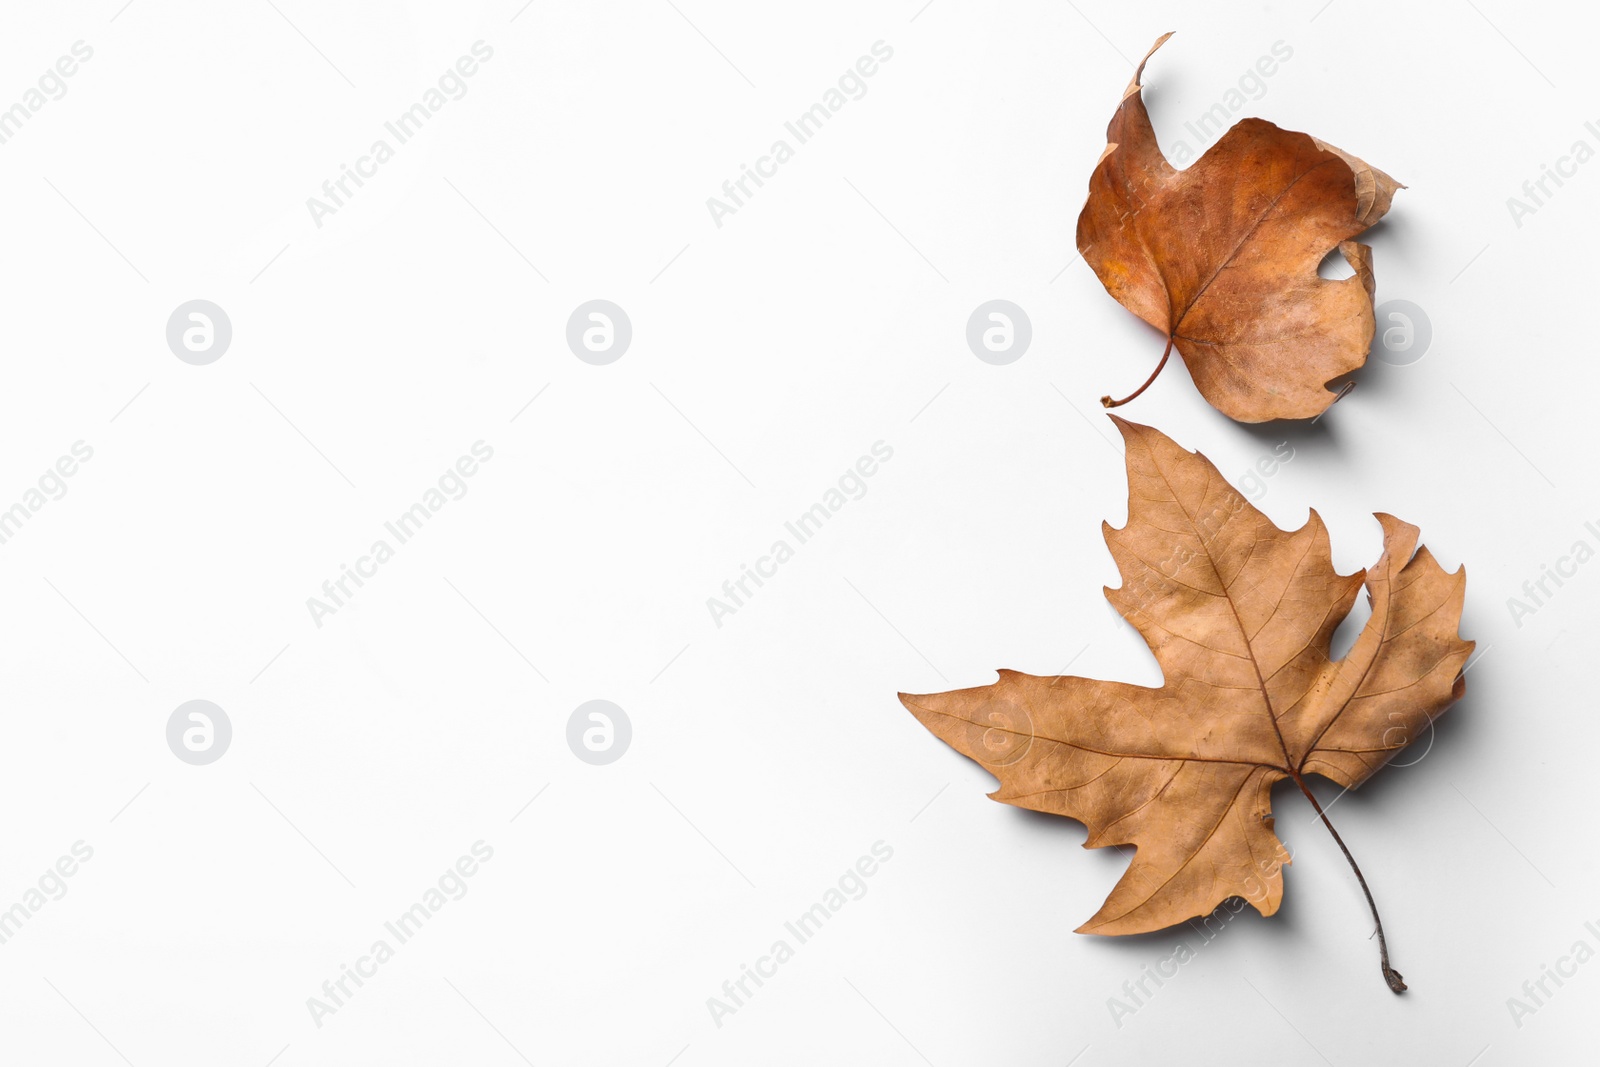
left=1102, top=336, right=1175, bottom=409
left=1293, top=773, right=1408, bottom=994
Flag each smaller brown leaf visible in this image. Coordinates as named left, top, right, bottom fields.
left=1076, top=33, right=1403, bottom=422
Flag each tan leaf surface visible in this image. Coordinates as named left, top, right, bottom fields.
left=899, top=419, right=1471, bottom=942
left=1075, top=33, right=1402, bottom=422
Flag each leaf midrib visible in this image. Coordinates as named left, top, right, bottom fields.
left=1164, top=155, right=1346, bottom=342
left=1153, top=449, right=1303, bottom=779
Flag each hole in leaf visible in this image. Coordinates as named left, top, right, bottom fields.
left=1317, top=246, right=1356, bottom=280
left=1329, top=590, right=1372, bottom=660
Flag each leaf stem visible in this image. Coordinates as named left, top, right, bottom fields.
left=1292, top=774, right=1407, bottom=994
left=1101, top=336, right=1175, bottom=409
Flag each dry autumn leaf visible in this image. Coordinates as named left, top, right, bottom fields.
left=1076, top=33, right=1402, bottom=422
left=899, top=418, right=1472, bottom=992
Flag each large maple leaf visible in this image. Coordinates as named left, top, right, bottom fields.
left=899, top=419, right=1471, bottom=992
left=1076, top=33, right=1402, bottom=422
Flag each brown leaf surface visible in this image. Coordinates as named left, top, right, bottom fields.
left=899, top=419, right=1471, bottom=940
left=1075, top=33, right=1402, bottom=422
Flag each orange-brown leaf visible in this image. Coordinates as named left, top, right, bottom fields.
left=1075, top=34, right=1402, bottom=422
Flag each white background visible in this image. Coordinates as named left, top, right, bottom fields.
left=0, top=1, right=1593, bottom=1064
